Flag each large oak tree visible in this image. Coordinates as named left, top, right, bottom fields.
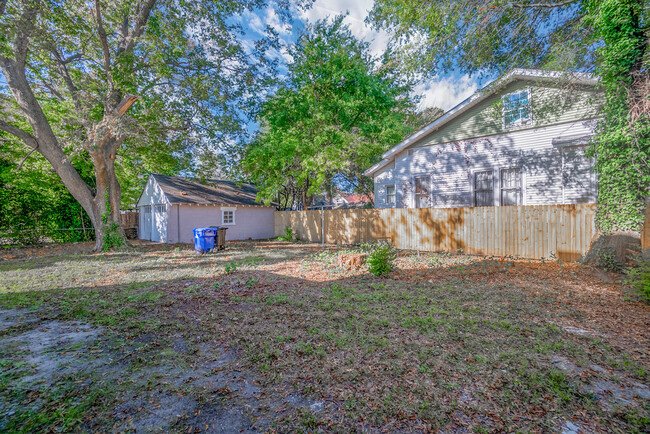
left=0, top=0, right=303, bottom=250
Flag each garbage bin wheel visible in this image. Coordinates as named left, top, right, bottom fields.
left=196, top=248, right=206, bottom=255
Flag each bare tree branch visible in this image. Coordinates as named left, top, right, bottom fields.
left=13, top=0, right=40, bottom=67
left=0, top=120, right=39, bottom=149
left=116, top=94, right=140, bottom=115
left=94, top=0, right=113, bottom=84
left=122, top=0, right=157, bottom=54
left=61, top=53, right=83, bottom=65
left=508, top=0, right=578, bottom=8
left=15, top=148, right=37, bottom=171
left=50, top=48, right=84, bottom=113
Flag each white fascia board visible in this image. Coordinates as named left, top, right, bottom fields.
left=363, top=69, right=599, bottom=178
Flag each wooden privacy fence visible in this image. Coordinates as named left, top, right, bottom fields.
left=120, top=211, right=139, bottom=229
left=275, top=204, right=599, bottom=261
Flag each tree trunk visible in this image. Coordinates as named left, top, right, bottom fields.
left=0, top=57, right=128, bottom=252
left=89, top=138, right=128, bottom=251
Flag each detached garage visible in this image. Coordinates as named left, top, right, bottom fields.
left=137, top=174, right=276, bottom=243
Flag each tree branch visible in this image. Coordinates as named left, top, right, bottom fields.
left=122, top=0, right=157, bottom=54
left=15, top=148, right=37, bottom=171
left=116, top=94, right=140, bottom=115
left=50, top=48, right=84, bottom=113
left=61, top=53, right=82, bottom=65
left=13, top=1, right=39, bottom=67
left=94, top=0, right=113, bottom=84
left=508, top=0, right=578, bottom=8
left=0, top=120, right=39, bottom=149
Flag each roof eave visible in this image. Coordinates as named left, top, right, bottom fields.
left=366, top=69, right=599, bottom=177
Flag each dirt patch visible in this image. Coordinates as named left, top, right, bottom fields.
left=0, top=308, right=321, bottom=432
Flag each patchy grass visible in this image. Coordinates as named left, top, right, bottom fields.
left=0, top=241, right=648, bottom=432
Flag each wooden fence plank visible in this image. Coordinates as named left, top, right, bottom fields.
left=275, top=204, right=599, bottom=260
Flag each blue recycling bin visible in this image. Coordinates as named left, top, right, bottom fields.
left=193, top=227, right=216, bottom=254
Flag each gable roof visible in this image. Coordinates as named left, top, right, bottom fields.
left=150, top=174, right=272, bottom=207
left=364, top=68, right=599, bottom=177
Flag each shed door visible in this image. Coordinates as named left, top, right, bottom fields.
left=140, top=206, right=152, bottom=240
left=152, top=204, right=167, bottom=242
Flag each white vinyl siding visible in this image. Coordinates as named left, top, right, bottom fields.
left=373, top=120, right=597, bottom=209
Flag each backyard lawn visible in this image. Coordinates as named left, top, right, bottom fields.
left=0, top=240, right=648, bottom=432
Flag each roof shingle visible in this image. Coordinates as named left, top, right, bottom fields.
left=151, top=174, right=272, bottom=207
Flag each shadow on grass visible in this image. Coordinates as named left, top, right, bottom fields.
left=0, top=256, right=648, bottom=432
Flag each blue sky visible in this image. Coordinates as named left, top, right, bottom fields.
left=237, top=0, right=486, bottom=112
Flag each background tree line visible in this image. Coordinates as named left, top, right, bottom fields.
left=0, top=0, right=647, bottom=248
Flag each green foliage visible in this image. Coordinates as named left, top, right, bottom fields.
left=596, top=247, right=623, bottom=272
left=242, top=16, right=416, bottom=209
left=367, top=242, right=397, bottom=276
left=0, top=157, right=93, bottom=246
left=370, top=0, right=649, bottom=233
left=102, top=223, right=124, bottom=252
left=586, top=0, right=649, bottom=232
left=277, top=227, right=294, bottom=242
left=224, top=262, right=238, bottom=274
left=368, top=0, right=594, bottom=76
left=1, top=0, right=304, bottom=241
left=625, top=256, right=650, bottom=303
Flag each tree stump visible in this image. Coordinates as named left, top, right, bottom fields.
left=337, top=253, right=367, bottom=270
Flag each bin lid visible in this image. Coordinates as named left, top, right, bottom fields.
left=193, top=227, right=216, bottom=235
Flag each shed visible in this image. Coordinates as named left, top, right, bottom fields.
left=136, top=174, right=276, bottom=243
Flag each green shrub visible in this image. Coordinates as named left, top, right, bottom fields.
left=597, top=247, right=623, bottom=272
left=277, top=226, right=294, bottom=241
left=625, top=256, right=650, bottom=303
left=367, top=242, right=396, bottom=276
left=102, top=223, right=124, bottom=251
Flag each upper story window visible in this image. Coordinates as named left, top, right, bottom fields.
left=503, top=89, right=532, bottom=127
left=386, top=185, right=396, bottom=205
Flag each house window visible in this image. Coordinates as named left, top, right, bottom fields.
left=474, top=170, right=493, bottom=207
left=503, top=89, right=532, bottom=127
left=500, top=168, right=522, bottom=206
left=222, top=208, right=235, bottom=225
left=414, top=176, right=430, bottom=208
left=386, top=185, right=395, bottom=205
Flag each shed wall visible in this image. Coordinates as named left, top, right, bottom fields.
left=171, top=205, right=275, bottom=243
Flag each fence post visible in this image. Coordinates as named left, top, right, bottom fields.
left=321, top=207, right=324, bottom=247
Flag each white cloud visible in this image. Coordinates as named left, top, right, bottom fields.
left=242, top=10, right=265, bottom=35
left=264, top=7, right=292, bottom=36
left=298, top=0, right=479, bottom=111
left=299, top=0, right=390, bottom=58
left=414, top=75, right=479, bottom=111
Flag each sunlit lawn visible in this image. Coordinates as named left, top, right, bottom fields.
left=0, top=241, right=648, bottom=432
